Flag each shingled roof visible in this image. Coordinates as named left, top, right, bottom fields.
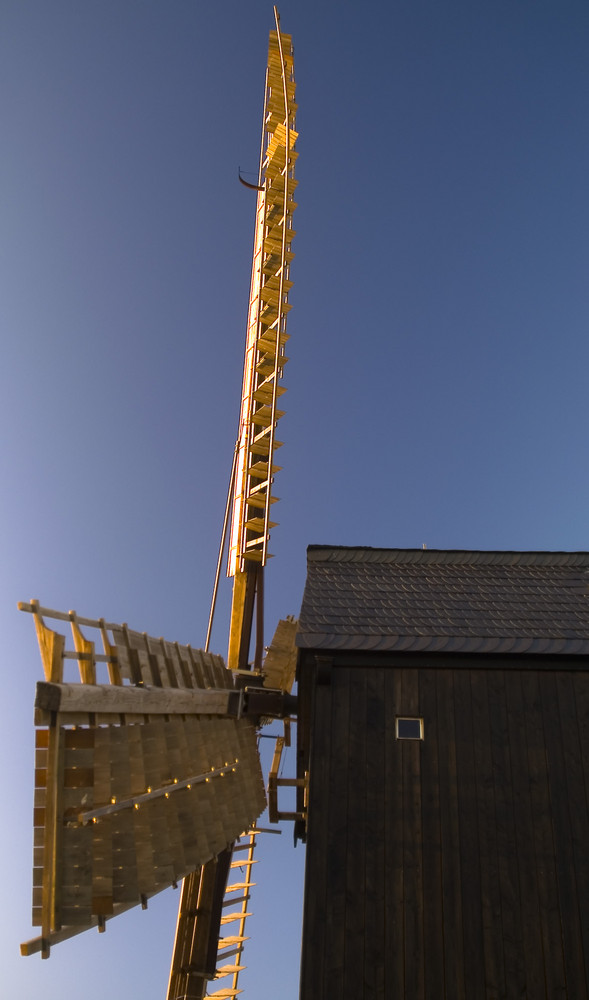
left=296, top=547, right=589, bottom=656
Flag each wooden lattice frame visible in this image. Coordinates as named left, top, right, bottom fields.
left=20, top=600, right=266, bottom=959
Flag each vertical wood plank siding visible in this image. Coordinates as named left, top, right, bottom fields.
left=299, top=662, right=589, bottom=1000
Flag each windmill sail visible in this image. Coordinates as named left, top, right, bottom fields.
left=227, top=26, right=297, bottom=578
left=226, top=15, right=298, bottom=675
left=20, top=601, right=265, bottom=959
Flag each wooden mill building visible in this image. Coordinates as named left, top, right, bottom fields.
left=294, top=546, right=589, bottom=999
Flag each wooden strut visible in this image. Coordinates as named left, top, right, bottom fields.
left=34, top=681, right=241, bottom=718
left=41, top=721, right=63, bottom=958
left=227, top=563, right=261, bottom=672
left=205, top=441, right=239, bottom=653
left=268, top=733, right=307, bottom=824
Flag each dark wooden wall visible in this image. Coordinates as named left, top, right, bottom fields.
left=298, top=659, right=589, bottom=1000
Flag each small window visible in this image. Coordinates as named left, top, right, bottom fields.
left=396, top=717, right=423, bottom=740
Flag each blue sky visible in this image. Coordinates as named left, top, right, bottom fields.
left=1, top=1, right=588, bottom=997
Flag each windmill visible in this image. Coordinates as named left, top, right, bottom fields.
left=19, top=10, right=300, bottom=999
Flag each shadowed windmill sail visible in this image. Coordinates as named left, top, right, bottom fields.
left=19, top=600, right=266, bottom=960
left=19, top=9, right=299, bottom=1000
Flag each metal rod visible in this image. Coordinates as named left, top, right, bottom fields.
left=205, top=441, right=239, bottom=651
left=78, top=760, right=239, bottom=825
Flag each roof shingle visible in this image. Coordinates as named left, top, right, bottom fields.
left=296, top=547, right=589, bottom=655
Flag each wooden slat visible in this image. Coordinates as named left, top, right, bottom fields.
left=470, top=669, right=507, bottom=998
left=363, top=668, right=385, bottom=996
left=557, top=670, right=589, bottom=977
left=453, top=668, right=484, bottom=997
left=401, top=667, right=424, bottom=999
left=522, top=666, right=564, bottom=996
left=162, top=719, right=186, bottom=881
left=174, top=642, right=195, bottom=689
left=384, top=666, right=404, bottom=997
left=157, top=638, right=179, bottom=688
left=147, top=722, right=176, bottom=887
left=299, top=661, right=331, bottom=998
left=343, top=668, right=366, bottom=998
left=71, top=618, right=96, bottom=685
left=41, top=723, right=65, bottom=949
left=188, top=646, right=208, bottom=688
left=174, top=720, right=210, bottom=867
left=419, top=668, right=445, bottom=997
left=163, top=640, right=184, bottom=688
left=571, top=672, right=589, bottom=989
left=436, top=668, right=466, bottom=998
left=99, top=620, right=122, bottom=686
left=508, top=669, right=547, bottom=997
left=31, top=602, right=65, bottom=683
left=235, top=720, right=266, bottom=830
left=90, top=725, right=113, bottom=916
left=541, top=671, right=587, bottom=995
left=488, top=667, right=527, bottom=996
left=191, top=718, right=225, bottom=851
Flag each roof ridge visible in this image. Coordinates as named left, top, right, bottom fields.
left=306, top=546, right=589, bottom=567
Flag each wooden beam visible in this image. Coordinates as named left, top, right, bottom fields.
left=70, top=615, right=96, bottom=684
left=167, top=851, right=233, bottom=1000
left=31, top=601, right=65, bottom=683
left=41, top=722, right=64, bottom=956
left=35, top=682, right=241, bottom=718
left=227, top=568, right=257, bottom=671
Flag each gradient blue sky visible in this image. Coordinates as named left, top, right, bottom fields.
left=2, top=1, right=588, bottom=997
